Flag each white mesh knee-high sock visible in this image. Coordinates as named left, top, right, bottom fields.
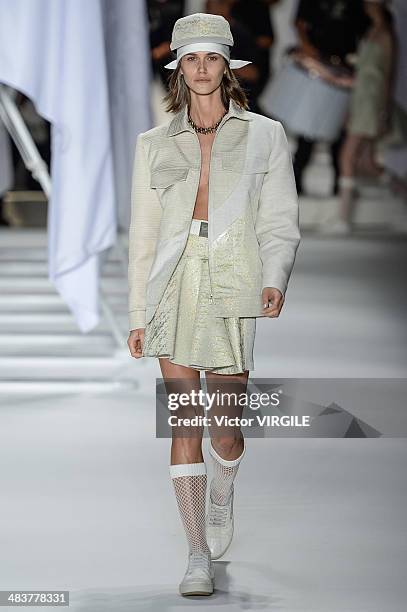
left=209, top=439, right=246, bottom=505
left=170, top=462, right=211, bottom=556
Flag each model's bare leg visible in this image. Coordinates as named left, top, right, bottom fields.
left=337, top=133, right=365, bottom=227
left=159, top=357, right=213, bottom=596
left=356, top=139, right=384, bottom=178
left=204, top=369, right=249, bottom=559
left=159, top=358, right=204, bottom=464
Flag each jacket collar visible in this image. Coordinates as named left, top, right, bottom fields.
left=166, top=98, right=252, bottom=137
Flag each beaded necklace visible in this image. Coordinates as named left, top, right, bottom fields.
left=187, top=109, right=228, bottom=135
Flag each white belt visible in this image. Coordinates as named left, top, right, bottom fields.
left=189, top=218, right=208, bottom=236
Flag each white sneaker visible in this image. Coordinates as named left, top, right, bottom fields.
left=206, top=484, right=234, bottom=560
left=179, top=550, right=215, bottom=596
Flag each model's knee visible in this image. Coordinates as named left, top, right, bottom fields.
left=211, top=436, right=243, bottom=458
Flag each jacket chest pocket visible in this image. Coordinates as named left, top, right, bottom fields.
left=223, top=154, right=269, bottom=216
left=222, top=154, right=269, bottom=196
left=221, top=153, right=269, bottom=174
left=150, top=167, right=190, bottom=239
left=243, top=155, right=269, bottom=175
left=150, top=167, right=189, bottom=191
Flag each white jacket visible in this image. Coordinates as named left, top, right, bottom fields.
left=128, top=98, right=301, bottom=331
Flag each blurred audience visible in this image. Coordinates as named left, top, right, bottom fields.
left=231, top=0, right=280, bottom=103
left=148, top=0, right=185, bottom=90
left=329, top=0, right=403, bottom=234
left=205, top=0, right=263, bottom=113
left=293, top=0, right=369, bottom=195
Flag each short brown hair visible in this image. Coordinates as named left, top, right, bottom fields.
left=163, top=58, right=249, bottom=113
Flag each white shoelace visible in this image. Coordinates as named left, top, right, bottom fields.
left=188, top=551, right=211, bottom=573
left=208, top=500, right=230, bottom=527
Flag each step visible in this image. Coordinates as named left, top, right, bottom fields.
left=0, top=260, right=124, bottom=276
left=0, top=355, right=137, bottom=380
left=0, top=293, right=127, bottom=311
left=0, top=312, right=129, bottom=333
left=0, top=379, right=139, bottom=394
left=0, top=227, right=48, bottom=247
left=0, top=249, right=125, bottom=266
left=0, top=276, right=130, bottom=293
left=0, top=228, right=128, bottom=255
left=0, top=333, right=116, bottom=356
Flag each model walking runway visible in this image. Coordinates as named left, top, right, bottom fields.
left=127, top=12, right=300, bottom=597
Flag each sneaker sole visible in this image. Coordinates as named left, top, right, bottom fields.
left=179, top=581, right=214, bottom=596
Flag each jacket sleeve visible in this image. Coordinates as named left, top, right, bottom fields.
left=128, top=133, right=162, bottom=331
left=255, top=121, right=301, bottom=297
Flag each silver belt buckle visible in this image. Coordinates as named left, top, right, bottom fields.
left=199, top=221, right=208, bottom=237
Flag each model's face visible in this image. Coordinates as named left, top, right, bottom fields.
left=180, top=52, right=226, bottom=95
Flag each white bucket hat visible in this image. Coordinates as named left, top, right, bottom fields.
left=164, top=13, right=252, bottom=70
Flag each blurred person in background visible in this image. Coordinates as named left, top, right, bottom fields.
left=231, top=0, right=280, bottom=111
left=293, top=0, right=369, bottom=195
left=205, top=0, right=263, bottom=113
left=381, top=0, right=407, bottom=194
left=148, top=0, right=185, bottom=90
left=327, top=0, right=401, bottom=234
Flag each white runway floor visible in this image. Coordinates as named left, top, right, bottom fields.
left=1, top=394, right=407, bottom=611
left=1, top=225, right=407, bottom=610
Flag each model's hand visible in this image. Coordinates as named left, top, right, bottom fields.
left=128, top=328, right=144, bottom=358
left=262, top=287, right=284, bottom=318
